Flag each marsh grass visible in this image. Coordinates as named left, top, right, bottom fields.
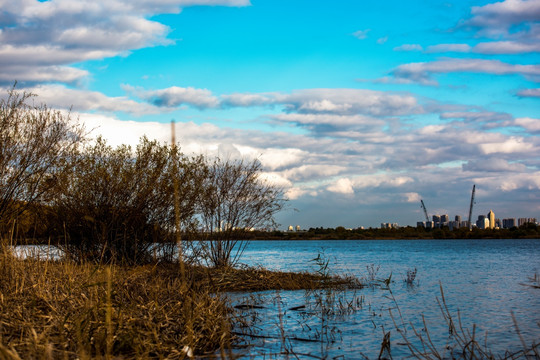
left=0, top=252, right=234, bottom=358
left=0, top=246, right=362, bottom=359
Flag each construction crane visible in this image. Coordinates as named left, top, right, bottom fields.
left=467, top=184, right=476, bottom=230
left=420, top=200, right=429, bottom=223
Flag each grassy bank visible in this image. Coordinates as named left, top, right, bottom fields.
left=0, top=250, right=360, bottom=359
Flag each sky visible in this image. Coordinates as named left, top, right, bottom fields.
left=1, top=0, right=540, bottom=229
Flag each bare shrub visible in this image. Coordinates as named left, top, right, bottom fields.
left=0, top=86, right=84, bottom=239
left=197, top=158, right=285, bottom=268
left=54, top=137, right=203, bottom=264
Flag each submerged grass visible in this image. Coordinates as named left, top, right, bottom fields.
left=0, top=248, right=361, bottom=359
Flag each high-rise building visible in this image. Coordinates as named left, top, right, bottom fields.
left=488, top=210, right=495, bottom=229
left=455, top=215, right=461, bottom=223
left=503, top=218, right=516, bottom=228
left=477, top=215, right=489, bottom=229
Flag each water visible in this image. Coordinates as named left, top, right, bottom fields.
left=13, top=239, right=540, bottom=358
left=232, top=239, right=540, bottom=359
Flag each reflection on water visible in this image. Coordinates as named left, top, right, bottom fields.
left=234, top=239, right=540, bottom=359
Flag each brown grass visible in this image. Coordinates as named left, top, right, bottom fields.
left=0, top=249, right=361, bottom=359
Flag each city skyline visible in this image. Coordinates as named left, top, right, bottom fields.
left=1, top=0, right=539, bottom=228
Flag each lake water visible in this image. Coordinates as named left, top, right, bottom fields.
left=13, top=239, right=540, bottom=359
left=231, top=239, right=540, bottom=359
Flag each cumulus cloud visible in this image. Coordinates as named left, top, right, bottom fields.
left=221, top=92, right=279, bottom=107
left=220, top=88, right=423, bottom=117
left=389, top=58, right=540, bottom=85
left=15, top=84, right=162, bottom=114
left=513, top=117, right=540, bottom=131
left=70, top=102, right=540, bottom=228
left=450, top=0, right=540, bottom=54
left=282, top=89, right=421, bottom=116
left=479, top=136, right=535, bottom=154
left=466, top=0, right=540, bottom=33
left=125, top=85, right=220, bottom=109
left=404, top=192, right=421, bottom=203
left=282, top=165, right=346, bottom=182
left=327, top=178, right=354, bottom=194
left=0, top=0, right=250, bottom=84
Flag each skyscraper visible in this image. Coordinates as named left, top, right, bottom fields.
left=488, top=210, right=495, bottom=230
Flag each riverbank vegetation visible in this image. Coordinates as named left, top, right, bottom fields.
left=241, top=224, right=540, bottom=240
left=0, top=87, right=364, bottom=357
left=0, top=86, right=284, bottom=267
left=0, top=249, right=362, bottom=358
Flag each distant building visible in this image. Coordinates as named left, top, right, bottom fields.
left=518, top=218, right=537, bottom=226
left=287, top=225, right=294, bottom=232
left=503, top=218, right=516, bottom=229
left=488, top=210, right=495, bottom=230
left=455, top=215, right=462, bottom=223
left=476, top=215, right=489, bottom=229
left=441, top=214, right=449, bottom=223
left=296, top=225, right=301, bottom=231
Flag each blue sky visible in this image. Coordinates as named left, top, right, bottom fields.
left=2, top=0, right=540, bottom=228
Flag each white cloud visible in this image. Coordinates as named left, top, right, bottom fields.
left=352, top=29, right=370, bottom=39
left=0, top=0, right=250, bottom=84
left=221, top=88, right=422, bottom=117
left=394, top=44, right=423, bottom=52
left=22, top=84, right=162, bottom=114
left=259, top=148, right=309, bottom=170
left=390, top=58, right=540, bottom=85
left=221, top=92, right=278, bottom=107
left=467, top=0, right=540, bottom=32
left=283, top=89, right=421, bottom=116
left=517, top=88, right=540, bottom=98
left=473, top=41, right=540, bottom=54
left=271, top=113, right=385, bottom=128
left=282, top=165, right=346, bottom=182
left=462, top=159, right=527, bottom=172
left=425, top=44, right=472, bottom=53
left=513, top=117, right=540, bottom=131
left=479, top=136, right=535, bottom=154
left=404, top=192, right=421, bottom=203
left=377, top=36, right=388, bottom=44
left=79, top=113, right=170, bottom=147
left=125, top=85, right=220, bottom=109
left=327, top=178, right=354, bottom=194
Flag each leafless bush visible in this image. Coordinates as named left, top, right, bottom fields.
left=197, top=158, right=285, bottom=268
left=0, top=86, right=84, bottom=239
left=54, top=137, right=204, bottom=264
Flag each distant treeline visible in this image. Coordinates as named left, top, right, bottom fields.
left=243, top=224, right=540, bottom=240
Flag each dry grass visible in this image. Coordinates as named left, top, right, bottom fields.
left=188, top=264, right=362, bottom=292
left=0, top=249, right=361, bottom=359
left=0, top=252, right=232, bottom=359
